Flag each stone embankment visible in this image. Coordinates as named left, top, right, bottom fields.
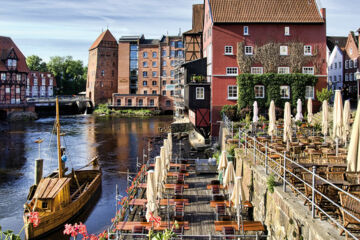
left=7, top=111, right=37, bottom=121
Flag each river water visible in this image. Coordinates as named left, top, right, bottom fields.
left=0, top=115, right=172, bottom=239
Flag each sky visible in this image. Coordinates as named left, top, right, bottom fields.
left=0, top=0, right=359, bottom=65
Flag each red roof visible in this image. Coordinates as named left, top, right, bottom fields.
left=89, top=30, right=117, bottom=50
left=0, top=36, right=29, bottom=73
left=209, top=0, right=324, bottom=23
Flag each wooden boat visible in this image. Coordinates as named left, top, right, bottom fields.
left=23, top=97, right=102, bottom=239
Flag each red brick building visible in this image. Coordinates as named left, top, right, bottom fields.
left=343, top=30, right=360, bottom=103
left=26, top=72, right=55, bottom=98
left=203, top=0, right=327, bottom=136
left=86, top=30, right=118, bottom=105
left=0, top=36, right=29, bottom=110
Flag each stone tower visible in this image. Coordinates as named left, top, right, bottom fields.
left=86, top=30, right=118, bottom=105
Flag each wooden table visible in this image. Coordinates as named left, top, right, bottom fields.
left=139, top=183, right=189, bottom=189
left=149, top=163, right=190, bottom=168
left=129, top=198, right=190, bottom=206
left=167, top=172, right=189, bottom=177
left=210, top=200, right=253, bottom=208
left=214, top=221, right=265, bottom=232
left=116, top=221, right=190, bottom=231
left=206, top=184, right=226, bottom=190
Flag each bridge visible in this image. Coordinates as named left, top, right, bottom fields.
left=27, top=96, right=94, bottom=115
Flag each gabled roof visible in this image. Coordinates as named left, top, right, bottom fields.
left=327, top=36, right=347, bottom=52
left=209, top=0, right=324, bottom=23
left=34, top=177, right=71, bottom=199
left=184, top=4, right=204, bottom=34
left=89, top=30, right=117, bottom=50
left=0, top=36, right=29, bottom=73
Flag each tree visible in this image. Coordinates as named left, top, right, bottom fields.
left=47, top=56, right=87, bottom=95
left=316, top=88, right=333, bottom=102
left=26, top=55, right=48, bottom=72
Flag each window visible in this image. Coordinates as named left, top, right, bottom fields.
left=176, top=50, right=184, bottom=57
left=162, top=80, right=166, bottom=85
left=339, top=62, right=342, bottom=69
left=162, top=71, right=167, bottom=77
left=176, top=41, right=183, bottom=48
left=101, top=70, right=105, bottom=76
left=170, top=41, right=175, bottom=47
left=280, top=86, right=290, bottom=99
left=162, top=61, right=167, bottom=67
left=1, top=73, right=5, bottom=80
left=280, top=46, right=288, bottom=55
left=152, top=90, right=157, bottom=95
left=339, top=75, right=342, bottom=81
left=143, top=71, right=148, bottom=77
left=17, top=74, right=21, bottom=81
left=278, top=67, right=290, bottom=74
left=243, top=26, right=249, bottom=35
left=34, top=79, right=38, bottom=85
left=349, top=60, right=353, bottom=68
left=170, top=50, right=175, bottom=57
left=170, top=90, right=174, bottom=96
left=144, top=90, right=147, bottom=95
left=330, top=64, right=333, bottom=69
left=162, top=50, right=167, bottom=57
left=251, top=67, right=263, bottom=74
left=334, top=62, right=337, bottom=69
left=152, top=61, right=157, bottom=67
left=16, top=87, right=20, bottom=94
left=143, top=52, right=148, bottom=58
left=143, top=81, right=147, bottom=86
left=224, top=46, right=233, bottom=55
left=354, top=73, right=357, bottom=81
left=152, top=52, right=157, bottom=58
left=152, top=71, right=157, bottom=77
left=196, top=87, right=205, bottom=100
left=166, top=100, right=171, bottom=106
left=162, top=90, right=166, bottom=96
left=345, top=60, right=349, bottom=69
left=345, top=74, right=348, bottom=81
left=350, top=73, right=353, bottom=81
left=42, top=202, right=48, bottom=209
left=228, top=85, right=238, bottom=100
left=149, top=99, right=154, bottom=106
left=127, top=99, right=132, bottom=106
left=244, top=46, right=253, bottom=55
left=305, top=86, right=314, bottom=99
left=170, top=70, right=174, bottom=77
left=330, top=76, right=333, bottom=82
left=152, top=81, right=157, bottom=86
left=42, top=79, right=45, bottom=85
left=117, top=99, right=121, bottom=106
left=254, top=85, right=265, bottom=98
left=285, top=26, right=290, bottom=36
left=5, top=87, right=10, bottom=93
left=138, top=99, right=143, bottom=106
left=226, top=67, right=238, bottom=76
left=302, top=67, right=314, bottom=75
left=143, top=61, right=148, bottom=67
left=350, top=48, right=353, bottom=55
left=304, top=45, right=312, bottom=56
left=171, top=60, right=176, bottom=66
left=355, top=59, right=358, bottom=68
left=334, top=75, right=337, bottom=82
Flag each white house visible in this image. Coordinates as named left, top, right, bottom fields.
left=327, top=45, right=344, bottom=91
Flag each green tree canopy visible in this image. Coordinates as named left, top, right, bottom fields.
left=26, top=55, right=48, bottom=72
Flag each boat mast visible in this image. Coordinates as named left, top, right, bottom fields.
left=56, top=97, right=63, bottom=178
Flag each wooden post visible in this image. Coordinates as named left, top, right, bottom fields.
left=56, top=97, right=62, bottom=178
left=34, top=159, right=43, bottom=185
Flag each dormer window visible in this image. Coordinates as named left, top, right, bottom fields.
left=7, top=59, right=17, bottom=68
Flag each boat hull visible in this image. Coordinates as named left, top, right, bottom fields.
left=24, top=170, right=101, bottom=239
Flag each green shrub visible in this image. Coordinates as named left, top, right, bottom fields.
left=221, top=104, right=239, bottom=121
left=267, top=173, right=276, bottom=193
left=316, top=88, right=333, bottom=102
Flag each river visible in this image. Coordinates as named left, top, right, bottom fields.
left=0, top=114, right=173, bottom=239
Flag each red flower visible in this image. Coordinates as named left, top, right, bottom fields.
left=149, top=212, right=161, bottom=227
left=78, top=222, right=88, bottom=236
left=63, top=224, right=75, bottom=236
left=27, top=212, right=40, bottom=227
left=89, top=235, right=98, bottom=240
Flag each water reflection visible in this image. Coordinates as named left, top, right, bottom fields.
left=0, top=115, right=172, bottom=239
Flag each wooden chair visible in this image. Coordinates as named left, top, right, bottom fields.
left=172, top=226, right=184, bottom=240
left=212, top=185, right=221, bottom=195
left=222, top=226, right=236, bottom=239
left=211, top=180, right=221, bottom=185
left=174, top=202, right=185, bottom=221
left=174, top=185, right=184, bottom=195
left=338, top=192, right=360, bottom=236
left=215, top=204, right=227, bottom=221
left=132, top=225, right=148, bottom=239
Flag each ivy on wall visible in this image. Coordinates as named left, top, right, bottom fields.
left=236, top=42, right=320, bottom=74
left=237, top=73, right=318, bottom=110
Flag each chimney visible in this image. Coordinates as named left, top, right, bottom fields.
left=320, top=8, right=326, bottom=20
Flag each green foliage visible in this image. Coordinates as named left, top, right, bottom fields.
left=316, top=88, right=333, bottom=102
left=220, top=105, right=239, bottom=121
left=150, top=229, right=177, bottom=240
left=47, top=56, right=87, bottom=95
left=237, top=73, right=317, bottom=110
left=267, top=173, right=276, bottom=193
left=212, top=150, right=221, bottom=163
left=227, top=144, right=236, bottom=157
left=26, top=55, right=48, bottom=72
left=94, top=104, right=155, bottom=117
left=0, top=226, right=22, bottom=240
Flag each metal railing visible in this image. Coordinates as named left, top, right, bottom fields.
left=236, top=128, right=360, bottom=239
left=110, top=232, right=266, bottom=239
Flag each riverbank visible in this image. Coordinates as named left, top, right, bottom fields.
left=94, top=104, right=161, bottom=117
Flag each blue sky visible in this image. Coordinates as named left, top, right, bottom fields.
left=0, top=0, right=359, bottom=65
